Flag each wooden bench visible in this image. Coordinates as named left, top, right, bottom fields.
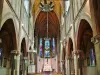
left=28, top=72, right=63, bottom=75
left=52, top=72, right=63, bottom=75
left=28, top=73, right=42, bottom=75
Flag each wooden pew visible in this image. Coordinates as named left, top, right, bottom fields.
left=52, top=72, right=63, bottom=75
left=28, top=73, right=42, bottom=75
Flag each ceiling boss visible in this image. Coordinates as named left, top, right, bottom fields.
left=40, top=0, right=54, bottom=12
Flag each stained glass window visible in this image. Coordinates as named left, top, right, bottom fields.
left=44, top=39, right=50, bottom=58
left=24, top=0, right=29, bottom=14
left=39, top=38, right=43, bottom=57
left=39, top=38, right=56, bottom=58
left=52, top=38, right=55, bottom=56
left=0, top=48, right=2, bottom=66
left=90, top=48, right=96, bottom=66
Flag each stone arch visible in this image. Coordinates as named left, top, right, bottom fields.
left=0, top=18, right=17, bottom=54
left=76, top=13, right=95, bottom=47
left=66, top=37, right=74, bottom=75
left=1, top=12, right=18, bottom=39
left=21, top=38, right=27, bottom=57
left=76, top=19, right=93, bottom=50
left=0, top=18, right=17, bottom=74
left=76, top=19, right=96, bottom=75
left=76, top=13, right=93, bottom=35
left=67, top=38, right=73, bottom=56
left=20, top=38, right=27, bottom=75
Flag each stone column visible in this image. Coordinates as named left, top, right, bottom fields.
left=57, top=37, right=60, bottom=72
left=66, top=56, right=71, bottom=75
left=91, top=34, right=100, bottom=75
left=11, top=51, right=16, bottom=75
left=60, top=61, right=63, bottom=73
left=61, top=60, right=65, bottom=75
left=24, top=57, right=28, bottom=75
left=11, top=50, right=21, bottom=75
left=27, top=49, right=36, bottom=74
left=60, top=40, right=63, bottom=72
left=62, top=39, right=67, bottom=75
left=16, top=51, right=21, bottom=75
left=73, top=50, right=81, bottom=75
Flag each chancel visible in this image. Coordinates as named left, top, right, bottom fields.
left=0, top=0, right=100, bottom=75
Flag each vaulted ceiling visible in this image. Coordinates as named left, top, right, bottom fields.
left=77, top=19, right=93, bottom=50
left=32, top=0, right=64, bottom=20
left=35, top=11, right=60, bottom=38
left=32, top=0, right=64, bottom=38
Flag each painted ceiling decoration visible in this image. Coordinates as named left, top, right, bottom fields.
left=32, top=0, right=63, bottom=21
left=33, top=0, right=64, bottom=38
left=40, top=0, right=54, bottom=12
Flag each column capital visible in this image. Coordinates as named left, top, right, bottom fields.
left=11, top=50, right=21, bottom=55
left=61, top=60, right=65, bottom=63
left=66, top=56, right=72, bottom=60
left=28, top=49, right=37, bottom=53
left=62, top=39, right=67, bottom=47
left=72, top=50, right=82, bottom=56
left=91, top=34, right=100, bottom=44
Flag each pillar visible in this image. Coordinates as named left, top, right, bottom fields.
left=27, top=49, right=36, bottom=74
left=11, top=50, right=21, bottom=75
left=11, top=51, right=15, bottom=75
left=60, top=40, right=63, bottom=72
left=67, top=56, right=72, bottom=75
left=24, top=57, right=28, bottom=75
left=73, top=50, right=81, bottom=75
left=91, top=35, right=100, bottom=75
left=16, top=52, right=20, bottom=75
left=62, top=39, right=67, bottom=74
left=56, top=37, right=60, bottom=72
